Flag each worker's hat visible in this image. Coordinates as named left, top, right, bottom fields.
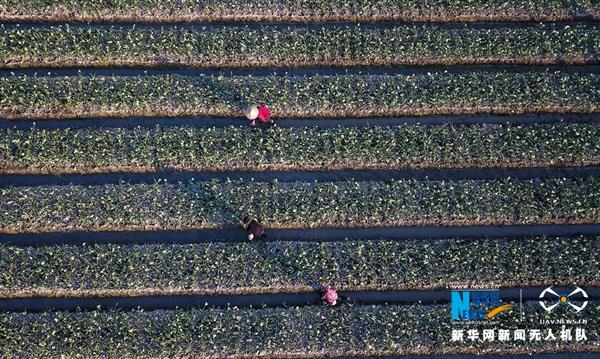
left=245, top=105, right=259, bottom=120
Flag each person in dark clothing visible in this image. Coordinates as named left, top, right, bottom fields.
left=242, top=216, right=266, bottom=240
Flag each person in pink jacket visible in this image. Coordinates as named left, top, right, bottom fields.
left=321, top=284, right=339, bottom=306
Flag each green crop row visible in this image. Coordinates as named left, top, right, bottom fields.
left=2, top=123, right=600, bottom=174
left=0, top=72, right=598, bottom=119
left=1, top=24, right=598, bottom=68
left=0, top=236, right=598, bottom=298
left=0, top=177, right=598, bottom=233
left=0, top=0, right=596, bottom=22
left=0, top=303, right=597, bottom=357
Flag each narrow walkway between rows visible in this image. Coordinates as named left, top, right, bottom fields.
left=1, top=166, right=598, bottom=187
left=1, top=223, right=598, bottom=246
left=1, top=113, right=596, bottom=129
left=0, top=286, right=597, bottom=312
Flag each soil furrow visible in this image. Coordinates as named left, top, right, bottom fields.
left=1, top=166, right=598, bottom=187
left=0, top=287, right=597, bottom=311
left=2, top=106, right=598, bottom=121
left=1, top=224, right=599, bottom=246
left=1, top=281, right=599, bottom=300
left=1, top=114, right=596, bottom=129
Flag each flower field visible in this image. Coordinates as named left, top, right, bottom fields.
left=2, top=123, right=598, bottom=173
left=0, top=72, right=598, bottom=119
left=1, top=24, right=598, bottom=68
left=0, top=236, right=598, bottom=298
left=0, top=0, right=598, bottom=357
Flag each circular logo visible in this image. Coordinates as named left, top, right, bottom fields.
left=539, top=286, right=588, bottom=312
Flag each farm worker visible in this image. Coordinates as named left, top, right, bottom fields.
left=242, top=216, right=266, bottom=240
left=257, top=104, right=272, bottom=123
left=245, top=104, right=272, bottom=126
left=245, top=105, right=259, bottom=126
left=322, top=285, right=338, bottom=306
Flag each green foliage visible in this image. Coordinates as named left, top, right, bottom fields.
left=1, top=123, right=599, bottom=172
left=0, top=236, right=598, bottom=293
left=0, top=0, right=595, bottom=21
left=0, top=72, right=598, bottom=118
left=0, top=24, right=597, bottom=66
left=0, top=177, right=598, bottom=232
left=0, top=303, right=596, bottom=357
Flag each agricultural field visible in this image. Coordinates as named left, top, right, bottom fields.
left=1, top=177, right=599, bottom=232
left=1, top=24, right=599, bottom=67
left=0, top=0, right=598, bottom=358
left=1, top=303, right=599, bottom=357
left=2, top=123, right=599, bottom=173
left=0, top=236, right=598, bottom=298
left=0, top=71, right=598, bottom=119
left=0, top=0, right=598, bottom=22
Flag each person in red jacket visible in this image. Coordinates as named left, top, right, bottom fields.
left=321, top=284, right=339, bottom=306
left=242, top=216, right=266, bottom=240
left=257, top=104, right=271, bottom=124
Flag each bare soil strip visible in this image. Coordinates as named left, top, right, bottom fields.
left=1, top=166, right=598, bottom=187
left=1, top=218, right=599, bottom=235
left=1, top=223, right=598, bottom=246
left=1, top=114, right=596, bottom=130
left=3, top=161, right=600, bottom=176
left=2, top=106, right=598, bottom=121
left=0, top=286, right=597, bottom=309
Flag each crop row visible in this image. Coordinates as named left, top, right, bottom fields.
left=0, top=177, right=598, bottom=233
left=0, top=303, right=596, bottom=357
left=0, top=72, right=598, bottom=119
left=1, top=24, right=598, bottom=68
left=0, top=0, right=596, bottom=22
left=2, top=123, right=599, bottom=174
left=0, top=236, right=598, bottom=298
